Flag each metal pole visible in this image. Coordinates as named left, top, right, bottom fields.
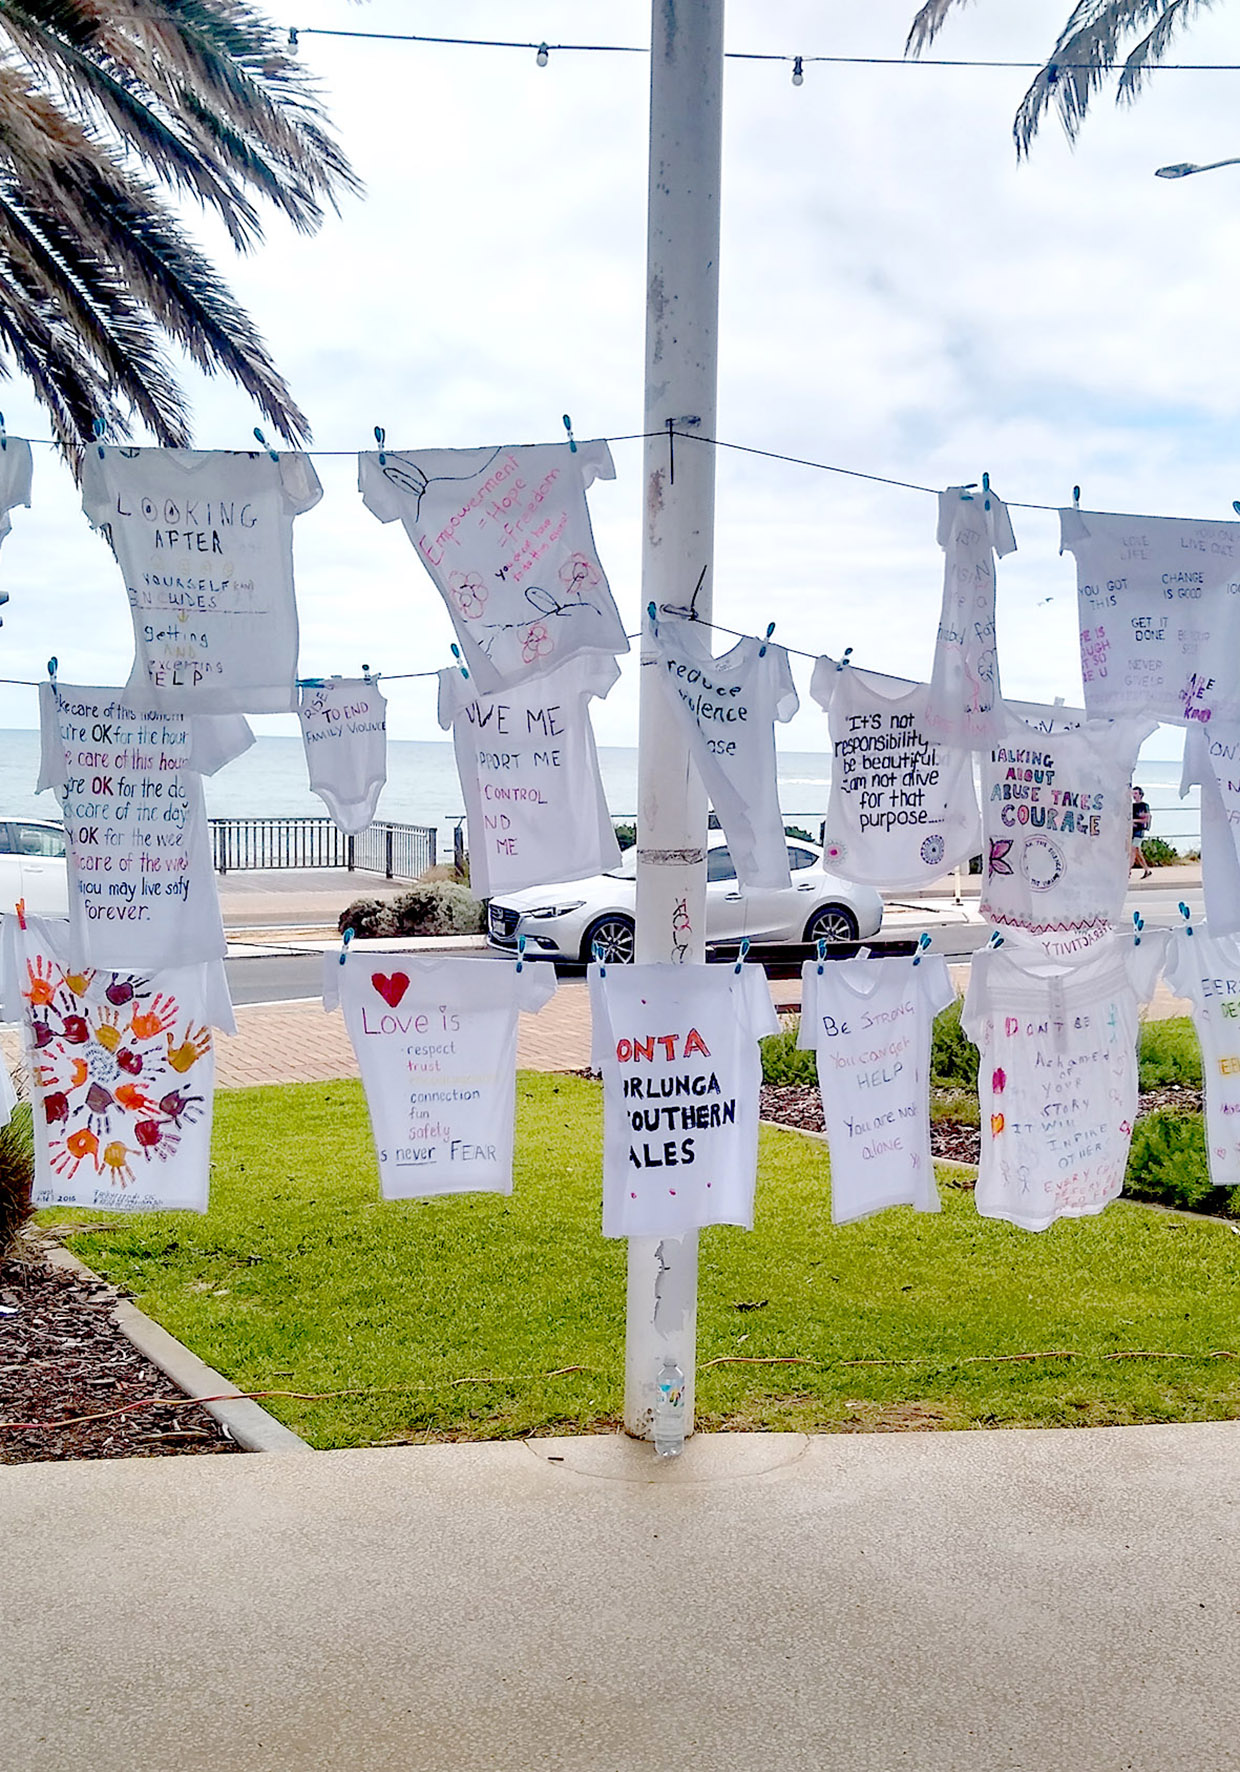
left=625, top=0, right=725, bottom=1440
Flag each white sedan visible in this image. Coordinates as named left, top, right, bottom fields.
left=0, top=819, right=68, bottom=917
left=486, top=834, right=884, bottom=965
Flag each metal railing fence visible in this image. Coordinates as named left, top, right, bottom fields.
left=210, top=817, right=436, bottom=879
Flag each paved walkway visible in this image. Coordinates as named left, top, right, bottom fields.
left=4, top=1423, right=1239, bottom=1771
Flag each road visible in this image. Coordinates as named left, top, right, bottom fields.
left=225, top=880, right=1204, bottom=1004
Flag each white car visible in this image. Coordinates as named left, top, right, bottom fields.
left=486, top=834, right=884, bottom=964
left=0, top=819, right=68, bottom=917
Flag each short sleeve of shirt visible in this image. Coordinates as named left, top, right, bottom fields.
left=988, top=493, right=1017, bottom=559
left=185, top=714, right=254, bottom=777
left=919, top=954, right=955, bottom=1021
left=79, top=446, right=107, bottom=527
left=1128, top=928, right=1170, bottom=1006
left=357, top=452, right=403, bottom=524
left=587, top=964, right=611, bottom=1070
left=0, top=439, right=32, bottom=539
left=36, top=681, right=64, bottom=793
left=1181, top=723, right=1207, bottom=796
left=0, top=913, right=20, bottom=1021
left=437, top=667, right=464, bottom=732
left=198, top=960, right=237, bottom=1037
left=961, top=950, right=990, bottom=1046
left=740, top=963, right=779, bottom=1043
left=581, top=651, right=622, bottom=702
left=516, top=963, right=557, bottom=1015
left=809, top=656, right=837, bottom=713
left=796, top=961, right=819, bottom=1049
left=575, top=439, right=615, bottom=492
left=772, top=646, right=799, bottom=725
left=1059, top=506, right=1089, bottom=554
left=322, top=950, right=344, bottom=1013
left=278, top=453, right=323, bottom=515
left=1162, top=932, right=1195, bottom=1004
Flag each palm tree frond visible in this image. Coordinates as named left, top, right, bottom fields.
left=905, top=0, right=979, bottom=55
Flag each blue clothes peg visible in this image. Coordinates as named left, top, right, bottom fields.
left=516, top=934, right=527, bottom=973
left=734, top=937, right=751, bottom=974
left=816, top=936, right=828, bottom=975
left=46, top=656, right=57, bottom=681
left=592, top=939, right=606, bottom=978
left=982, top=471, right=991, bottom=512
left=759, top=622, right=775, bottom=658
left=253, top=426, right=278, bottom=463
left=338, top=926, right=354, bottom=967
left=836, top=647, right=853, bottom=673
left=92, top=416, right=106, bottom=459
left=913, top=933, right=931, bottom=966
left=374, top=425, right=386, bottom=467
left=449, top=642, right=469, bottom=681
left=1178, top=902, right=1194, bottom=937
left=562, top=414, right=577, bottom=453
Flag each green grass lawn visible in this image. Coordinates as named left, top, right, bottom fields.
left=42, top=1073, right=1240, bottom=1449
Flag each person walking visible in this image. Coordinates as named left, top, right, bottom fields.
left=1131, top=785, right=1152, bottom=877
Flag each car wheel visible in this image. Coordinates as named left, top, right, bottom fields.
left=582, top=915, right=635, bottom=965
left=803, top=904, right=859, bottom=948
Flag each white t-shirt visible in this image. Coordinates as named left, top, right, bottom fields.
left=298, top=678, right=388, bottom=835
left=1165, top=927, right=1240, bottom=1191
left=649, top=615, right=799, bottom=890
left=0, top=437, right=32, bottom=552
left=798, top=953, right=953, bottom=1223
left=1181, top=722, right=1240, bottom=935
left=38, top=680, right=252, bottom=970
left=2, top=911, right=233, bottom=1213
left=589, top=960, right=779, bottom=1239
left=980, top=705, right=1155, bottom=956
left=810, top=657, right=980, bottom=888
left=439, top=652, right=620, bottom=898
left=358, top=440, right=626, bottom=695
left=1060, top=505, right=1240, bottom=727
left=963, top=930, right=1167, bottom=1232
left=923, top=484, right=1017, bottom=748
left=324, top=953, right=555, bottom=1199
left=82, top=445, right=322, bottom=714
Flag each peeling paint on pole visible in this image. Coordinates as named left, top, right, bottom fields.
left=624, top=0, right=725, bottom=1441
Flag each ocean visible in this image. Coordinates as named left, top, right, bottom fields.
left=0, top=731, right=1199, bottom=852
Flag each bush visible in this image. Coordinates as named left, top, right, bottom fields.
left=338, top=882, right=484, bottom=939
left=1138, top=1017, right=1202, bottom=1091
left=931, top=997, right=979, bottom=1089
left=1142, top=835, right=1181, bottom=867
left=0, top=1106, right=34, bottom=1258
left=1123, top=1110, right=1233, bottom=1215
left=759, top=1021, right=816, bottom=1086
left=784, top=825, right=815, bottom=845
left=614, top=822, right=636, bottom=851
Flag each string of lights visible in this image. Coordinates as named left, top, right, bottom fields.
left=285, top=24, right=1240, bottom=80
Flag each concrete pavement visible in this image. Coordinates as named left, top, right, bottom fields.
left=4, top=1422, right=1239, bottom=1770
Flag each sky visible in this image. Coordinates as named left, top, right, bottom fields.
left=2, top=0, right=1240, bottom=759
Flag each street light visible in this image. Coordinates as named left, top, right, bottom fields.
left=1155, top=158, right=1240, bottom=179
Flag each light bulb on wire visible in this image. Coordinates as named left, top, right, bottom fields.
left=791, top=55, right=804, bottom=87
left=536, top=42, right=549, bottom=67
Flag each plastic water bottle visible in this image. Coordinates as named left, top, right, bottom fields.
left=653, top=1358, right=686, bottom=1458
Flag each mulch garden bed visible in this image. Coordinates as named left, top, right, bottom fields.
left=0, top=1243, right=244, bottom=1465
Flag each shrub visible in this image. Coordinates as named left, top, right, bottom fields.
left=338, top=882, right=484, bottom=939
left=784, top=824, right=815, bottom=845
left=931, top=997, right=979, bottom=1090
left=1142, top=835, right=1180, bottom=867
left=1138, top=1017, right=1202, bottom=1091
left=759, top=1021, right=816, bottom=1086
left=0, top=1106, right=34, bottom=1258
left=1123, top=1111, right=1231, bottom=1215
left=614, top=822, right=636, bottom=851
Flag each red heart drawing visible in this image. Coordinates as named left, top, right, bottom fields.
left=371, top=971, right=410, bottom=1008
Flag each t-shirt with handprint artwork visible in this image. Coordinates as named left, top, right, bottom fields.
left=2, top=912, right=233, bottom=1212
left=358, top=440, right=626, bottom=695
left=980, top=706, right=1155, bottom=957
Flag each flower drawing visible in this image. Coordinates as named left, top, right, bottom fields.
left=521, top=622, right=554, bottom=664
left=448, top=571, right=488, bottom=620
left=559, top=552, right=599, bottom=593
left=920, top=834, right=945, bottom=867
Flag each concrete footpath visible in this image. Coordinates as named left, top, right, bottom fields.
left=4, top=1423, right=1239, bottom=1770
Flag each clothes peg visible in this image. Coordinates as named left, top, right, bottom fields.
left=374, top=426, right=386, bottom=467
left=449, top=642, right=469, bottom=680
left=92, top=416, right=105, bottom=459
left=836, top=647, right=852, bottom=673
left=986, top=930, right=1004, bottom=950
left=362, top=663, right=373, bottom=684
left=338, top=926, right=353, bottom=966
left=1178, top=902, right=1194, bottom=937
left=516, top=934, right=527, bottom=973
left=1132, top=911, right=1143, bottom=947
left=562, top=414, right=576, bottom=453
left=252, top=426, right=278, bottom=463
left=816, top=936, right=828, bottom=975
left=46, top=656, right=57, bottom=680
left=1073, top=485, right=1082, bottom=509
left=734, top=937, right=751, bottom=975
left=0, top=412, right=8, bottom=452
left=759, top=622, right=775, bottom=658
left=592, top=939, right=606, bottom=978
left=913, top=932, right=931, bottom=966
left=982, top=471, right=991, bottom=512
left=958, top=482, right=978, bottom=501
left=647, top=601, right=659, bottom=637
